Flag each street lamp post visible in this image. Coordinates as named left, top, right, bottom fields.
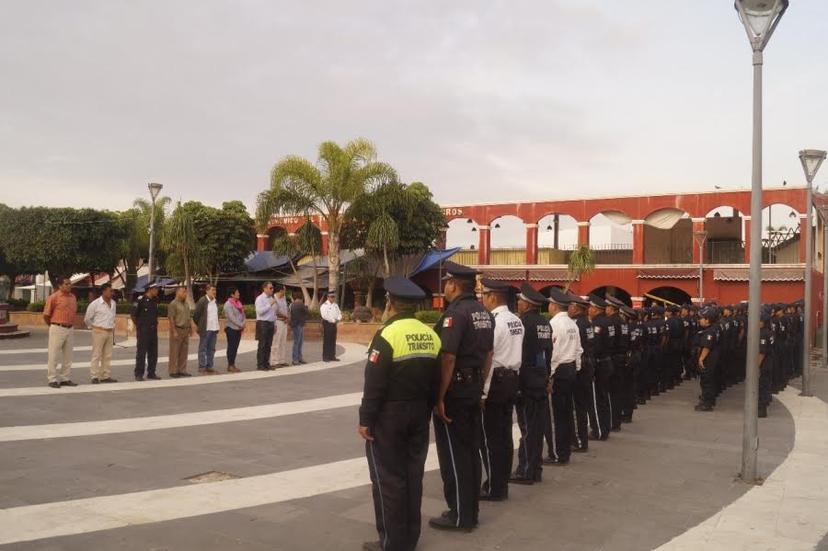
left=693, top=230, right=708, bottom=303
left=799, top=149, right=827, bottom=396
left=816, top=202, right=828, bottom=370
left=147, top=182, right=163, bottom=286
left=734, top=0, right=788, bottom=484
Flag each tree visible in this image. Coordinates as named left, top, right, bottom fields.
left=163, top=201, right=200, bottom=305
left=117, top=196, right=171, bottom=294
left=0, top=206, right=123, bottom=287
left=271, top=221, right=323, bottom=307
left=257, top=138, right=396, bottom=297
left=565, top=245, right=596, bottom=292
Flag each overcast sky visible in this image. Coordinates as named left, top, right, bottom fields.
left=1, top=1, right=827, bottom=215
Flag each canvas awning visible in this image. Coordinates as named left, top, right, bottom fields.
left=244, top=251, right=292, bottom=273
left=637, top=268, right=699, bottom=279
left=714, top=267, right=804, bottom=282
left=410, top=248, right=461, bottom=277
left=527, top=268, right=571, bottom=282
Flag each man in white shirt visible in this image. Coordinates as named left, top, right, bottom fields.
left=545, top=287, right=582, bottom=466
left=320, top=291, right=342, bottom=361
left=84, top=283, right=118, bottom=384
left=255, top=282, right=277, bottom=370
left=479, top=279, right=523, bottom=501
left=270, top=286, right=290, bottom=368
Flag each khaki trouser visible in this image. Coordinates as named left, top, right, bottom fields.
left=90, top=328, right=114, bottom=380
left=47, top=325, right=74, bottom=383
left=271, top=320, right=288, bottom=365
left=169, top=330, right=190, bottom=375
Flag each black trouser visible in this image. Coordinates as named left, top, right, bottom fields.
left=609, top=353, right=627, bottom=429
left=434, top=396, right=481, bottom=529
left=572, top=358, right=595, bottom=450
left=367, top=401, right=430, bottom=551
left=481, top=402, right=514, bottom=498
left=699, top=354, right=718, bottom=407
left=256, top=321, right=274, bottom=369
left=772, top=346, right=785, bottom=391
left=322, top=320, right=338, bottom=360
left=225, top=327, right=242, bottom=366
left=638, top=348, right=653, bottom=402
left=759, top=357, right=772, bottom=409
left=515, top=391, right=546, bottom=481
left=646, top=346, right=662, bottom=395
left=623, top=351, right=640, bottom=418
left=593, top=357, right=613, bottom=439
left=134, top=328, right=158, bottom=378
left=661, top=349, right=679, bottom=389
left=547, top=363, right=575, bottom=462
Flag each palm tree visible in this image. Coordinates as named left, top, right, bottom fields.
left=565, top=245, right=596, bottom=292
left=163, top=201, right=200, bottom=306
left=257, top=138, right=396, bottom=297
left=118, top=196, right=170, bottom=293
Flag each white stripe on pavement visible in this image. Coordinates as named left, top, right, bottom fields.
left=0, top=426, right=522, bottom=545
left=0, top=343, right=367, bottom=398
left=0, top=340, right=255, bottom=372
left=0, top=338, right=136, bottom=356
left=0, top=392, right=363, bottom=442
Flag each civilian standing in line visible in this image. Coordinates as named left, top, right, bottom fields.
left=320, top=290, right=342, bottom=362
left=270, top=285, right=290, bottom=368
left=223, top=286, right=245, bottom=373
left=193, top=284, right=220, bottom=375
left=167, top=285, right=193, bottom=378
left=43, top=276, right=78, bottom=388
left=289, top=296, right=308, bottom=365
left=131, top=282, right=161, bottom=381
left=84, top=283, right=118, bottom=384
left=255, top=281, right=277, bottom=371
left=544, top=288, right=582, bottom=466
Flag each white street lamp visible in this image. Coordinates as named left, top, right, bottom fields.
left=733, top=0, right=788, bottom=485
left=147, top=182, right=163, bottom=287
left=799, top=149, right=827, bottom=397
left=693, top=230, right=708, bottom=303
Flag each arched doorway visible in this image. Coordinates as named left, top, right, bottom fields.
left=589, top=212, right=633, bottom=264
left=761, top=203, right=801, bottom=264
left=704, top=207, right=744, bottom=264
left=644, top=286, right=692, bottom=307
left=538, top=213, right=578, bottom=264
left=489, top=215, right=526, bottom=265
left=643, top=208, right=692, bottom=264
left=587, top=286, right=632, bottom=307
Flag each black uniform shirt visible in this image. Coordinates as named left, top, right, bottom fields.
left=629, top=320, right=643, bottom=351
left=645, top=318, right=661, bottom=346
left=131, top=295, right=158, bottom=330
left=519, top=309, right=552, bottom=394
left=759, top=327, right=772, bottom=363
left=591, top=313, right=612, bottom=358
left=700, top=325, right=718, bottom=366
left=574, top=314, right=595, bottom=357
left=359, top=312, right=441, bottom=427
left=435, top=293, right=494, bottom=398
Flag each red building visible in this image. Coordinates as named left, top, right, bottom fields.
left=258, top=186, right=821, bottom=314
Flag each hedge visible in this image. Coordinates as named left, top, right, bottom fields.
left=415, top=310, right=442, bottom=324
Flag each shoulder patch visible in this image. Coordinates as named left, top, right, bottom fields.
left=443, top=317, right=453, bottom=328
left=369, top=349, right=380, bottom=363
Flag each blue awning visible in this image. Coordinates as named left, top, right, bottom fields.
left=244, top=251, right=292, bottom=273
left=133, top=276, right=177, bottom=293
left=410, top=248, right=460, bottom=277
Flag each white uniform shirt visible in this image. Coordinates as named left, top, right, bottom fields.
left=84, top=296, right=117, bottom=329
left=549, top=311, right=582, bottom=375
left=483, top=305, right=524, bottom=397
left=320, top=300, right=342, bottom=323
left=206, top=298, right=219, bottom=331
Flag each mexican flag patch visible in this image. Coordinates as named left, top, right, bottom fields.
left=443, top=317, right=453, bottom=328
left=369, top=349, right=380, bottom=363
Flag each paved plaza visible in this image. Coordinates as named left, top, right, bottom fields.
left=0, top=329, right=827, bottom=550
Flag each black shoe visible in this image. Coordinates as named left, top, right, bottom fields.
left=758, top=406, right=768, bottom=418
left=542, top=456, right=556, bottom=465
left=362, top=542, right=382, bottom=551
left=332, top=358, right=341, bottom=362
left=60, top=380, right=77, bottom=387
left=573, top=446, right=588, bottom=453
left=428, top=514, right=473, bottom=532
left=479, top=494, right=507, bottom=502
left=169, top=373, right=181, bottom=378
left=48, top=381, right=60, bottom=389
left=146, top=374, right=161, bottom=380
left=637, top=398, right=647, bottom=405
left=91, top=378, right=100, bottom=384
left=100, top=378, right=118, bottom=383
left=694, top=403, right=714, bottom=412
left=135, top=376, right=144, bottom=382
left=299, top=360, right=307, bottom=364
left=611, top=425, right=621, bottom=432
left=508, top=475, right=534, bottom=485
left=179, top=372, right=192, bottom=377
left=549, top=458, right=569, bottom=466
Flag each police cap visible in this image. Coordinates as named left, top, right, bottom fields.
left=605, top=295, right=625, bottom=309
left=383, top=276, right=426, bottom=301
left=567, top=291, right=590, bottom=308
left=517, top=283, right=547, bottom=306
left=652, top=305, right=664, bottom=315
left=621, top=305, right=637, bottom=319
left=441, top=261, right=479, bottom=281
left=480, top=278, right=512, bottom=294
left=588, top=294, right=607, bottom=309
left=548, top=287, right=571, bottom=307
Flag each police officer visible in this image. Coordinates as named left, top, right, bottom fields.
left=545, top=288, right=581, bottom=465
left=359, top=277, right=441, bottom=551
left=647, top=306, right=665, bottom=395
left=430, top=262, right=494, bottom=533
left=620, top=305, right=640, bottom=422
left=567, top=292, right=594, bottom=453
left=758, top=309, right=773, bottom=419
left=663, top=305, right=684, bottom=389
left=588, top=294, right=613, bottom=440
left=512, top=283, right=552, bottom=484
left=479, top=279, right=523, bottom=501
left=696, top=307, right=719, bottom=412
left=131, top=282, right=161, bottom=381
left=605, top=296, right=628, bottom=431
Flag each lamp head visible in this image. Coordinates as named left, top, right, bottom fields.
left=148, top=182, right=163, bottom=200
left=799, top=149, right=827, bottom=184
left=734, top=0, right=788, bottom=52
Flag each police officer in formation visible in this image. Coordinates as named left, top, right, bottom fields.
left=360, top=277, right=441, bottom=551
left=479, top=279, right=523, bottom=501
left=566, top=292, right=595, bottom=453
left=131, top=282, right=161, bottom=381
left=430, top=262, right=494, bottom=533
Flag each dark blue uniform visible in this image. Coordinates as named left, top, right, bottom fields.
left=698, top=324, right=719, bottom=408
left=571, top=314, right=596, bottom=451
left=608, top=311, right=628, bottom=430
left=131, top=294, right=158, bottom=379
left=591, top=313, right=613, bottom=440
left=433, top=293, right=494, bottom=530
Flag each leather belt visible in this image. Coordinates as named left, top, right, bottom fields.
left=51, top=323, right=73, bottom=329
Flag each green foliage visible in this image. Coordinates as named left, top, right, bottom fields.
left=26, top=301, right=45, bottom=312
left=566, top=245, right=596, bottom=292
left=414, top=309, right=443, bottom=324
left=257, top=138, right=397, bottom=292
left=7, top=297, right=28, bottom=310
left=117, top=196, right=171, bottom=293
left=0, top=206, right=124, bottom=286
